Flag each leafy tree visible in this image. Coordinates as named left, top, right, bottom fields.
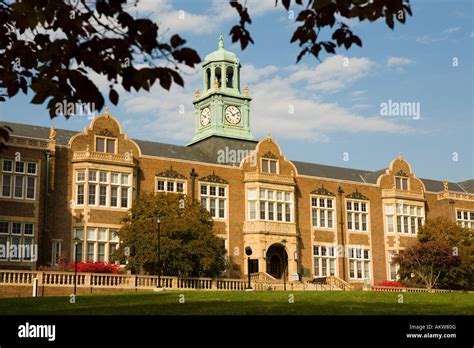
left=0, top=0, right=411, bottom=118
left=394, top=241, right=460, bottom=290
left=417, top=217, right=473, bottom=290
left=115, top=192, right=227, bottom=277
left=230, top=0, right=412, bottom=62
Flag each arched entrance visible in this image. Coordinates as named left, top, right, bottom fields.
left=266, top=244, right=288, bottom=279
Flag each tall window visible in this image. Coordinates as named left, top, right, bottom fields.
left=385, top=203, right=423, bottom=234
left=1, top=159, right=37, bottom=200
left=346, top=200, right=369, bottom=232
left=95, top=137, right=116, bottom=153
left=457, top=210, right=474, bottom=229
left=387, top=251, right=398, bottom=281
left=74, top=227, right=119, bottom=262
left=261, top=159, right=277, bottom=173
left=313, top=245, right=336, bottom=277
left=395, top=177, right=408, bottom=190
left=75, top=169, right=131, bottom=209
left=201, top=184, right=227, bottom=219
left=156, top=178, right=186, bottom=194
left=248, top=188, right=292, bottom=222
left=349, top=247, right=370, bottom=280
left=311, top=196, right=335, bottom=229
left=0, top=221, right=35, bottom=261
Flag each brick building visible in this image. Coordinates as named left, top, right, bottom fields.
left=1, top=37, right=473, bottom=287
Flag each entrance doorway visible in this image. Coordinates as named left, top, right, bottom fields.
left=266, top=244, right=288, bottom=279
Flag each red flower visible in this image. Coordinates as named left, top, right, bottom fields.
left=69, top=261, right=121, bottom=274
left=375, top=281, right=405, bottom=288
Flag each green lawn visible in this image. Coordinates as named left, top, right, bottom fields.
left=1, top=291, right=473, bottom=315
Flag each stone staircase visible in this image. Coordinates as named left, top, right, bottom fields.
left=249, top=273, right=352, bottom=291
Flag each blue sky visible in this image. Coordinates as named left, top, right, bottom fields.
left=0, top=0, right=472, bottom=182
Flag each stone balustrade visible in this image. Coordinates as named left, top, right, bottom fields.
left=72, top=150, right=134, bottom=165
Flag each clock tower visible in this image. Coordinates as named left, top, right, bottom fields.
left=189, top=34, right=254, bottom=145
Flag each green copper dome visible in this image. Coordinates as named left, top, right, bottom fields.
left=204, top=34, right=239, bottom=64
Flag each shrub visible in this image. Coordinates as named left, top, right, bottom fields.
left=375, top=281, right=405, bottom=288
left=69, top=262, right=122, bottom=274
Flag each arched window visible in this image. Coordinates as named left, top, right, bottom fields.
left=206, top=68, right=211, bottom=90
left=215, top=67, right=222, bottom=87
left=226, top=66, right=234, bottom=88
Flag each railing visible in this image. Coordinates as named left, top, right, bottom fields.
left=381, top=188, right=425, bottom=200
left=0, top=271, right=38, bottom=285
left=72, top=150, right=134, bottom=165
left=309, top=276, right=353, bottom=291
left=244, top=171, right=295, bottom=185
left=437, top=191, right=474, bottom=202
left=370, top=286, right=460, bottom=293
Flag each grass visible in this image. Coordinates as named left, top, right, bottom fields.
left=0, top=291, right=472, bottom=315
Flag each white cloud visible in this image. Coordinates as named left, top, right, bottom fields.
left=416, top=35, right=446, bottom=45
left=443, top=26, right=461, bottom=33
left=120, top=56, right=411, bottom=143
left=287, top=55, right=374, bottom=93
left=387, top=56, right=415, bottom=67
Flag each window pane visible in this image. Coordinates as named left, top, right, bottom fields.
left=167, top=181, right=174, bottom=192
left=285, top=192, right=291, bottom=202
left=26, top=177, right=35, bottom=199
left=87, top=228, right=96, bottom=240
left=285, top=203, right=291, bottom=222
left=15, top=161, right=25, bottom=173
left=111, top=173, right=119, bottom=184
left=24, top=224, right=34, bottom=235
left=121, top=174, right=129, bottom=185
left=219, top=200, right=225, bottom=218
left=327, top=210, right=333, bottom=228
left=218, top=187, right=225, bottom=197
left=89, top=170, right=97, bottom=182
left=0, top=222, right=9, bottom=233
left=260, top=202, right=266, bottom=220
left=98, top=229, right=107, bottom=241
left=201, top=185, right=207, bottom=195
left=14, top=176, right=23, bottom=198
left=121, top=187, right=128, bottom=208
left=106, top=139, right=115, bottom=153
left=249, top=201, right=256, bottom=219
left=75, top=242, right=83, bottom=261
left=176, top=182, right=184, bottom=193
left=110, top=186, right=118, bottom=207
left=12, top=222, right=21, bottom=234
left=96, top=138, right=105, bottom=152
left=98, top=243, right=106, bottom=262
left=87, top=243, right=95, bottom=261
left=27, top=162, right=37, bottom=174
left=99, top=172, right=108, bottom=183
left=88, top=184, right=96, bottom=205
left=74, top=228, right=84, bottom=240
left=99, top=185, right=107, bottom=206
left=261, top=159, right=268, bottom=173
left=210, top=199, right=216, bottom=217
left=259, top=189, right=266, bottom=200
left=157, top=180, right=164, bottom=191
left=3, top=160, right=12, bottom=172
left=248, top=188, right=257, bottom=200
left=269, top=160, right=277, bottom=173
left=77, top=184, right=84, bottom=205
left=2, top=174, right=11, bottom=196
left=77, top=170, right=85, bottom=181
left=268, top=203, right=274, bottom=220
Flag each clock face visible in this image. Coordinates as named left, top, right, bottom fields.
left=200, top=107, right=211, bottom=126
left=225, top=105, right=241, bottom=124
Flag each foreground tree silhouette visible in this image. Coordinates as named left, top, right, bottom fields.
left=116, top=193, right=227, bottom=277
left=0, top=0, right=412, bottom=118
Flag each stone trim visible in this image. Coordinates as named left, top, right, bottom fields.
left=394, top=170, right=408, bottom=177
left=199, top=171, right=228, bottom=184
left=156, top=166, right=187, bottom=179
left=346, top=190, right=369, bottom=200
left=310, top=185, right=335, bottom=197
left=261, top=151, right=278, bottom=159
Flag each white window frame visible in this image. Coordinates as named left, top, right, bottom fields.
left=313, top=245, right=337, bottom=277
left=200, top=183, right=227, bottom=220
left=346, top=199, right=369, bottom=232
left=311, top=195, right=335, bottom=229
left=349, top=247, right=371, bottom=280
left=156, top=177, right=187, bottom=194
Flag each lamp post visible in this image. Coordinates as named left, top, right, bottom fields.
left=156, top=213, right=162, bottom=289
left=72, top=236, right=80, bottom=295
left=245, top=246, right=253, bottom=289
left=281, top=239, right=287, bottom=291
